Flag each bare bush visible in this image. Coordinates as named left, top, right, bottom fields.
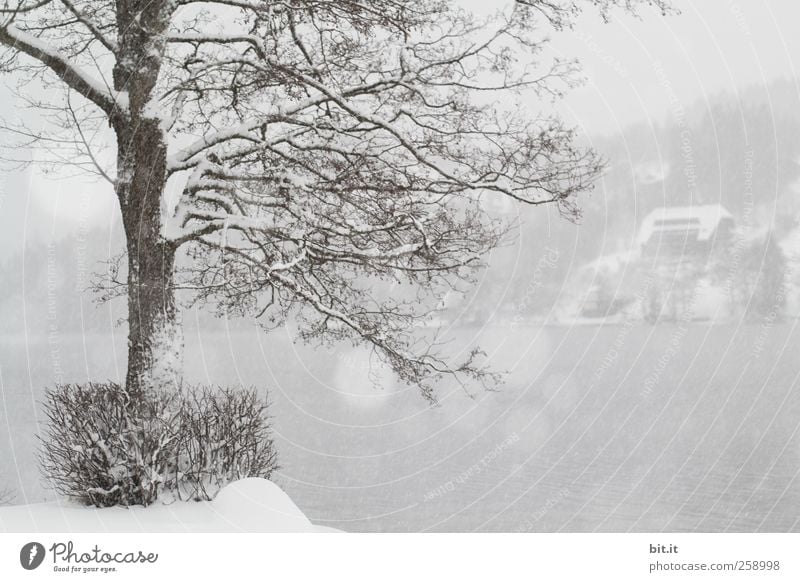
left=39, top=383, right=278, bottom=507
left=172, top=387, right=279, bottom=501
left=39, top=383, right=182, bottom=507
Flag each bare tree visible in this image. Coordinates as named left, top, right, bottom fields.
left=0, top=0, right=670, bottom=400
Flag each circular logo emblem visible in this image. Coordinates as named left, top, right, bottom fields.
left=20, top=542, right=46, bottom=570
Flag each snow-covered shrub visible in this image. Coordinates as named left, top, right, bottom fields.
left=39, top=383, right=182, bottom=507
left=171, top=386, right=278, bottom=501
left=39, top=383, right=278, bottom=507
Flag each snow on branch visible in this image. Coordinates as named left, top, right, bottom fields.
left=0, top=24, right=126, bottom=115
left=144, top=4, right=605, bottom=399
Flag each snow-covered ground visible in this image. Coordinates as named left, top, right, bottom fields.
left=0, top=478, right=340, bottom=533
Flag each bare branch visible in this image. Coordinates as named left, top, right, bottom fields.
left=59, top=0, right=116, bottom=53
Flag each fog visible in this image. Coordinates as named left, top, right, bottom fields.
left=2, top=0, right=800, bottom=532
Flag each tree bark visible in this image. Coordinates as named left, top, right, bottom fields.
left=124, top=226, right=182, bottom=397
left=116, top=116, right=182, bottom=398
left=110, top=0, right=178, bottom=398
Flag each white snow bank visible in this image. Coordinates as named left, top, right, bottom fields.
left=0, top=478, right=340, bottom=533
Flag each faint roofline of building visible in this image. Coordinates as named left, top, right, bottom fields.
left=637, top=204, right=734, bottom=247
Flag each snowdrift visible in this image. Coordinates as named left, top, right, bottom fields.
left=0, top=478, right=339, bottom=533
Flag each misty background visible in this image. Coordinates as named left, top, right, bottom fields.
left=2, top=0, right=800, bottom=531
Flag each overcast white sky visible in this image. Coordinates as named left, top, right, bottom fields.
left=0, top=0, right=798, bottom=257
left=552, top=0, right=799, bottom=135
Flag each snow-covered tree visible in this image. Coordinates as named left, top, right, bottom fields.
left=0, top=0, right=670, bottom=400
left=740, top=233, right=787, bottom=321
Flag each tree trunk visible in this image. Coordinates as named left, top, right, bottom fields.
left=125, top=231, right=182, bottom=397
left=111, top=1, right=180, bottom=398
left=116, top=116, right=182, bottom=398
